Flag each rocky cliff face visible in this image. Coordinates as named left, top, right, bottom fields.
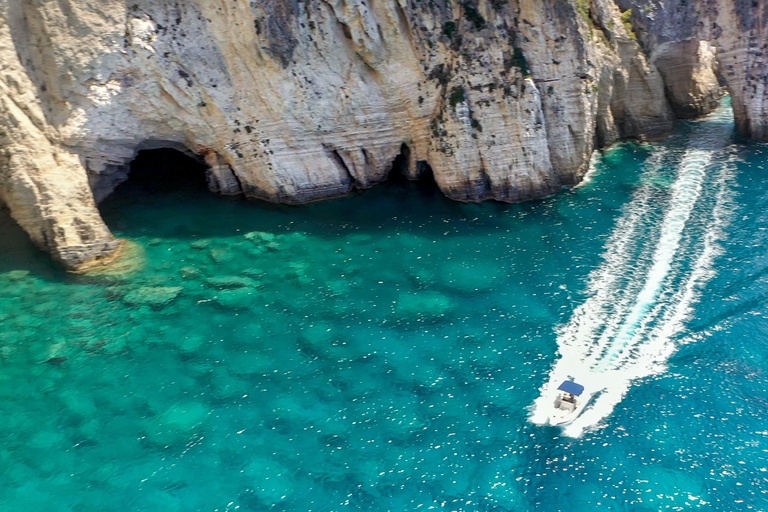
left=0, top=0, right=754, bottom=269
left=618, top=0, right=767, bottom=134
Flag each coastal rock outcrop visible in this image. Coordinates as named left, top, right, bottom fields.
left=0, top=0, right=758, bottom=269
left=619, top=0, right=767, bottom=134
left=0, top=14, right=121, bottom=269
left=651, top=39, right=722, bottom=119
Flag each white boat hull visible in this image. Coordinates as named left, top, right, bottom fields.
left=547, top=392, right=591, bottom=426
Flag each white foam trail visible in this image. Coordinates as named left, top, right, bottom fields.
left=530, top=107, right=736, bottom=436
left=593, top=150, right=710, bottom=371
left=645, top=150, right=736, bottom=348
left=556, top=149, right=669, bottom=357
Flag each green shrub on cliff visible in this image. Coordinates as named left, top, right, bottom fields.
left=621, top=9, right=637, bottom=40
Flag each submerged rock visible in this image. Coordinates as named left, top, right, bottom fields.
left=227, top=351, right=275, bottom=376
left=241, top=268, right=267, bottom=279
left=6, top=270, right=30, bottom=281
left=301, top=322, right=335, bottom=346
left=122, top=286, right=183, bottom=309
left=77, top=240, right=146, bottom=279
left=208, top=248, right=233, bottom=263
left=440, top=261, right=504, bottom=293
left=178, top=335, right=205, bottom=353
left=394, top=291, right=455, bottom=321
left=242, top=457, right=294, bottom=507
left=145, top=401, right=209, bottom=446
left=298, top=321, right=351, bottom=360
left=206, top=276, right=259, bottom=289
left=190, top=239, right=211, bottom=250
left=213, top=288, right=258, bottom=310
left=409, top=267, right=436, bottom=287
left=325, top=279, right=352, bottom=297
left=179, top=266, right=202, bottom=279
left=244, top=231, right=279, bottom=252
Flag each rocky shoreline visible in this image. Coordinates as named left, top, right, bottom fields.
left=0, top=0, right=761, bottom=269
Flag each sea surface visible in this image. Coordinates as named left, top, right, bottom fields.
left=1, top=99, right=768, bottom=511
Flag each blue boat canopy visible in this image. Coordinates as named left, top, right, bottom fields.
left=558, top=380, right=584, bottom=396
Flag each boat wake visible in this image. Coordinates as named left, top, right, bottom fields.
left=530, top=104, right=737, bottom=437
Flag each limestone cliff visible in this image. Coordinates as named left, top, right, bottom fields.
left=618, top=0, right=768, bottom=135
left=0, top=0, right=743, bottom=269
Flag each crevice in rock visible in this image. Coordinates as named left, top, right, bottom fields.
left=325, top=147, right=356, bottom=187
left=206, top=163, right=244, bottom=196
left=0, top=204, right=52, bottom=273
left=205, top=152, right=244, bottom=196
left=477, top=166, right=493, bottom=200
left=387, top=143, right=411, bottom=182
left=392, top=0, right=416, bottom=49
left=229, top=165, right=245, bottom=193
left=416, top=160, right=433, bottom=179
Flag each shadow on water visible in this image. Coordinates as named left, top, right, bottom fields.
left=0, top=206, right=63, bottom=278
left=99, top=149, right=560, bottom=243
left=4, top=140, right=648, bottom=279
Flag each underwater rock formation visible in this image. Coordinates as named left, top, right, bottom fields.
left=0, top=0, right=759, bottom=269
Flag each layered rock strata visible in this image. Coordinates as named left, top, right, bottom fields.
left=619, top=0, right=767, bottom=134
left=651, top=39, right=722, bottom=119
left=0, top=0, right=746, bottom=269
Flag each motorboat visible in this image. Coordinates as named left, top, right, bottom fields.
left=549, top=379, right=588, bottom=426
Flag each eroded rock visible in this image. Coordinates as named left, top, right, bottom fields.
left=652, top=39, right=723, bottom=118
left=2, top=0, right=759, bottom=269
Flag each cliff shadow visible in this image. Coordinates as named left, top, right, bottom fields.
left=99, top=146, right=245, bottom=240
left=0, top=205, right=65, bottom=278
left=97, top=143, right=529, bottom=245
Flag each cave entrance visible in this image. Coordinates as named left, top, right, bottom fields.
left=385, top=143, right=440, bottom=197
left=127, top=148, right=209, bottom=193
left=98, top=147, right=217, bottom=239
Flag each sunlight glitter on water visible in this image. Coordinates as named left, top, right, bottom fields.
left=531, top=101, right=738, bottom=438
left=1, top=98, right=767, bottom=511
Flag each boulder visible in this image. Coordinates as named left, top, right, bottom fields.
left=122, top=286, right=183, bottom=308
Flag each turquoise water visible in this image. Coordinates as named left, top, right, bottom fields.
left=2, top=100, right=768, bottom=510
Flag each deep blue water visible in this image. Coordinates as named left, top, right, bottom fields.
left=1, top=99, right=767, bottom=510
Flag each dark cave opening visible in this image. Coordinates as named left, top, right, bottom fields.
left=387, top=150, right=410, bottom=185
left=385, top=144, right=440, bottom=197
left=127, top=148, right=209, bottom=193
left=98, top=147, right=219, bottom=240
